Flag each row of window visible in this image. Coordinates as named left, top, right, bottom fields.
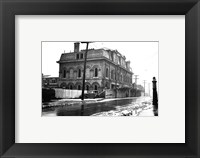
left=76, top=53, right=84, bottom=60
left=61, top=83, right=99, bottom=91
left=76, top=85, right=98, bottom=91
left=62, top=67, right=131, bottom=83
left=105, top=68, right=132, bottom=83
left=109, top=51, right=127, bottom=68
left=62, top=68, right=99, bottom=79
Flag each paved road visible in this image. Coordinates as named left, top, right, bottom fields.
left=42, top=97, right=151, bottom=116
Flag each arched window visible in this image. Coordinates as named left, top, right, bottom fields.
left=60, top=82, right=67, bottom=89
left=63, top=70, right=66, bottom=78
left=70, top=85, right=73, bottom=90
left=86, top=85, right=89, bottom=91
left=78, top=85, right=81, bottom=90
left=106, top=68, right=109, bottom=78
left=92, top=82, right=100, bottom=93
left=94, top=68, right=98, bottom=77
left=111, top=70, right=114, bottom=79
left=78, top=69, right=81, bottom=78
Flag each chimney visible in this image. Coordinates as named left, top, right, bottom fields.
left=74, top=42, right=80, bottom=53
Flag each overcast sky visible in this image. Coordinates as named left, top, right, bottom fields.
left=42, top=41, right=158, bottom=86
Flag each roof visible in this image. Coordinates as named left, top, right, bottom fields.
left=57, top=48, right=133, bottom=73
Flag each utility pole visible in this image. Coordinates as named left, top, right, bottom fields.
left=134, top=75, right=139, bottom=87
left=80, top=42, right=92, bottom=116
left=148, top=83, right=151, bottom=97
left=143, top=80, right=146, bottom=96
left=133, top=75, right=139, bottom=97
left=81, top=42, right=92, bottom=101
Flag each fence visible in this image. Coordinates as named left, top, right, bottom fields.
left=54, top=88, right=87, bottom=99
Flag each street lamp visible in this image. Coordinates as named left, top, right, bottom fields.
left=152, top=77, right=158, bottom=116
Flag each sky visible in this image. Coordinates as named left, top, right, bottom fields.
left=42, top=41, right=158, bottom=87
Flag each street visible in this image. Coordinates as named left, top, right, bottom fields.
left=42, top=97, right=155, bottom=116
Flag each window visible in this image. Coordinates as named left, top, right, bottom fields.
left=78, top=85, right=81, bottom=90
left=78, top=69, right=81, bottom=78
left=120, top=74, right=123, bottom=82
left=86, top=85, right=89, bottom=91
left=86, top=68, right=90, bottom=78
left=80, top=53, right=83, bottom=59
left=63, top=70, right=66, bottom=78
left=106, top=82, right=110, bottom=89
left=111, top=52, right=114, bottom=61
left=106, top=68, right=109, bottom=78
left=111, top=84, right=115, bottom=89
left=76, top=54, right=79, bottom=59
left=94, top=85, right=98, bottom=90
left=69, top=85, right=73, bottom=90
left=111, top=70, right=114, bottom=79
left=60, top=82, right=67, bottom=89
left=94, top=68, right=98, bottom=77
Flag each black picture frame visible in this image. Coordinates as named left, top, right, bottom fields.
left=0, top=0, right=200, bottom=157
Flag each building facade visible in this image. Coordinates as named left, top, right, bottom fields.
left=57, top=42, right=133, bottom=96
left=42, top=76, right=59, bottom=88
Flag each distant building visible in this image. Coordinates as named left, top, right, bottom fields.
left=42, top=76, right=59, bottom=88
left=57, top=42, right=133, bottom=97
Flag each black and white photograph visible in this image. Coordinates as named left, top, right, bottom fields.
left=42, top=41, right=158, bottom=116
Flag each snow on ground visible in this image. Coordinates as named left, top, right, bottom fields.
left=92, top=98, right=154, bottom=117
left=42, top=96, right=156, bottom=117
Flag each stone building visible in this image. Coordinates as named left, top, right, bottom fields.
left=57, top=42, right=133, bottom=97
